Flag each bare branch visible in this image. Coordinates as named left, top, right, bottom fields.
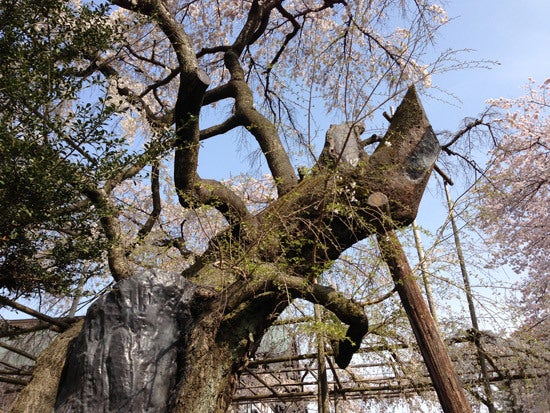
left=361, top=287, right=397, bottom=306
left=0, top=321, right=52, bottom=339
left=433, top=164, right=454, bottom=186
left=0, top=296, right=70, bottom=330
left=441, top=116, right=489, bottom=150
left=139, top=67, right=180, bottom=98
left=274, top=274, right=369, bottom=369
left=265, top=5, right=301, bottom=76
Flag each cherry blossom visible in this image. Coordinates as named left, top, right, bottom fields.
left=478, top=78, right=549, bottom=324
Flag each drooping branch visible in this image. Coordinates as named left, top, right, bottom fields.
left=274, top=274, right=369, bottom=369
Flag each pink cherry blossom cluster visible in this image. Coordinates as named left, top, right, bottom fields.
left=479, top=78, right=549, bottom=323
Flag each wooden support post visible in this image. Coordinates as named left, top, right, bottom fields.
left=314, top=304, right=329, bottom=413
left=377, top=230, right=473, bottom=413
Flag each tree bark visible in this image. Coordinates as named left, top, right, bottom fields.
left=10, top=321, right=83, bottom=413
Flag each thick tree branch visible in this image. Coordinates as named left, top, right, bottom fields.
left=231, top=0, right=279, bottom=55
left=172, top=68, right=211, bottom=191
left=111, top=0, right=206, bottom=189
left=83, top=188, right=131, bottom=281
left=136, top=161, right=161, bottom=239
left=111, top=1, right=254, bottom=227
left=0, top=375, right=29, bottom=386
left=224, top=51, right=298, bottom=196
left=195, top=179, right=255, bottom=226
left=202, top=82, right=235, bottom=106
left=200, top=115, right=242, bottom=141
left=0, top=321, right=52, bottom=339
left=274, top=274, right=369, bottom=369
left=202, top=1, right=299, bottom=196
left=219, top=266, right=368, bottom=369
left=187, top=87, right=439, bottom=287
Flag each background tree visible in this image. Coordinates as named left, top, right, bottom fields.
left=477, top=79, right=549, bottom=330
left=469, top=78, right=550, bottom=412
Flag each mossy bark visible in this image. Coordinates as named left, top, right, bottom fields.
left=11, top=87, right=457, bottom=413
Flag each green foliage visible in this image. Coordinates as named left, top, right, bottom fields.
left=0, top=0, right=119, bottom=295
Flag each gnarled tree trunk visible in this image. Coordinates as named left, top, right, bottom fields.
left=13, top=87, right=469, bottom=413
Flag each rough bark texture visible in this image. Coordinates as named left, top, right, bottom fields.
left=10, top=320, right=83, bottom=413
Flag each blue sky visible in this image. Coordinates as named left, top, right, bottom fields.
left=414, top=0, right=550, bottom=223
left=425, top=0, right=550, bottom=129
left=199, top=1, right=550, bottom=181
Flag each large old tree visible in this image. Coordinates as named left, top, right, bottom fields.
left=2, top=0, right=473, bottom=411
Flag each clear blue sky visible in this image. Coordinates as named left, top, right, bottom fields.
left=425, top=0, right=550, bottom=130
left=416, top=0, right=550, bottom=223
